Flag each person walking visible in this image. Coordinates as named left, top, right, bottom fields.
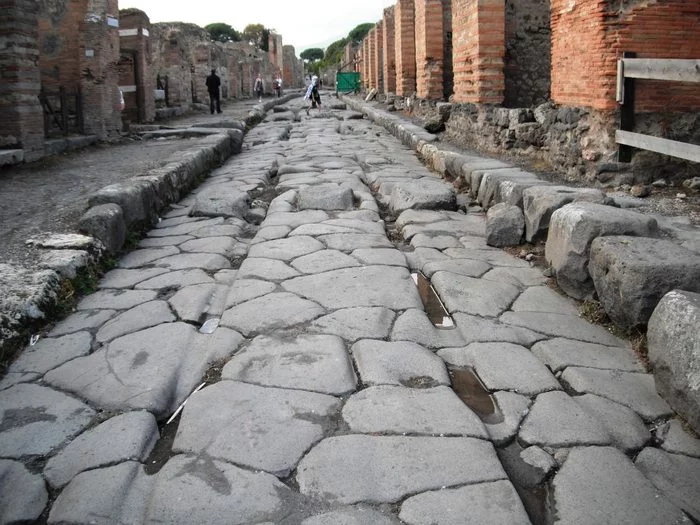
left=205, top=69, right=222, bottom=114
left=274, top=75, right=282, bottom=98
left=254, top=73, right=264, bottom=103
left=303, top=75, right=321, bottom=115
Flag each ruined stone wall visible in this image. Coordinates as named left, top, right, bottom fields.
left=504, top=0, right=550, bottom=107
left=268, top=32, right=283, bottom=76
left=0, top=0, right=44, bottom=159
left=118, top=8, right=155, bottom=123
left=382, top=7, right=397, bottom=93
left=283, top=45, right=296, bottom=89
left=394, top=0, right=416, bottom=96
left=451, top=0, right=505, bottom=104
left=551, top=0, right=700, bottom=112
left=415, top=0, right=444, bottom=99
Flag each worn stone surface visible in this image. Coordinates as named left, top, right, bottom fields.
left=99, top=268, right=170, bottom=289
left=222, top=334, right=356, bottom=395
left=8, top=331, right=91, bottom=376
left=297, top=435, right=506, bottom=504
left=190, top=185, right=251, bottom=218
left=439, top=342, right=560, bottom=396
left=248, top=236, right=324, bottom=261
left=647, top=290, right=700, bottom=433
left=500, top=311, right=625, bottom=346
left=0, top=459, right=48, bottom=524
left=0, top=383, right=95, bottom=458
left=657, top=419, right=700, bottom=458
left=486, top=391, right=532, bottom=446
left=237, top=258, right=301, bottom=280
left=485, top=203, right=525, bottom=247
left=575, top=394, right=650, bottom=452
left=352, top=340, right=450, bottom=387
left=308, top=307, right=395, bottom=342
left=545, top=202, right=659, bottom=299
left=431, top=272, right=520, bottom=317
left=399, top=480, right=531, bottom=525
left=48, top=309, right=117, bottom=336
left=302, top=507, right=401, bottom=525
left=174, top=381, right=340, bottom=476
left=390, top=179, right=457, bottom=213
left=589, top=236, right=700, bottom=328
left=43, top=411, right=159, bottom=489
left=531, top=337, right=643, bottom=373
left=342, top=386, right=487, bottom=438
left=635, top=447, right=700, bottom=521
left=551, top=447, right=689, bottom=525
left=561, top=367, right=673, bottom=422
left=453, top=313, right=545, bottom=346
left=297, top=184, right=355, bottom=210
left=76, top=289, right=158, bottom=311
left=291, top=249, right=361, bottom=274
left=45, top=323, right=242, bottom=418
left=511, top=286, right=579, bottom=315
left=390, top=309, right=466, bottom=349
left=96, top=300, right=175, bottom=343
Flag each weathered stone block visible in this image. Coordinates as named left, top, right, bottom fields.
left=589, top=236, right=700, bottom=328
left=647, top=290, right=700, bottom=434
left=78, top=203, right=126, bottom=254
left=545, top=202, right=658, bottom=299
left=485, top=203, right=524, bottom=247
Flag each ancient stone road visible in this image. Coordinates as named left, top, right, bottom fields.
left=0, top=97, right=698, bottom=524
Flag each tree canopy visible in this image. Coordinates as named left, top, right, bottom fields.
left=324, top=38, right=348, bottom=67
left=300, top=48, right=324, bottom=62
left=348, top=23, right=374, bottom=43
left=204, top=23, right=240, bottom=43
left=242, top=23, right=269, bottom=51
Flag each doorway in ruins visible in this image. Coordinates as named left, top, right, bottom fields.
left=503, top=0, right=551, bottom=108
left=117, top=50, right=142, bottom=125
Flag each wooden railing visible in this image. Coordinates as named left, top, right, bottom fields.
left=616, top=53, right=700, bottom=163
left=38, top=87, right=84, bottom=138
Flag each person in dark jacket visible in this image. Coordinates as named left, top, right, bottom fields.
left=206, top=69, right=222, bottom=114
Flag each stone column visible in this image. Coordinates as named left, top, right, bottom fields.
left=374, top=22, right=384, bottom=92
left=415, top=0, right=444, bottom=99
left=0, top=0, right=44, bottom=161
left=382, top=6, right=397, bottom=94
left=368, top=28, right=377, bottom=90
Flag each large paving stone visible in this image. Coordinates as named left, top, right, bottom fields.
left=421, top=258, right=492, bottom=279
left=297, top=184, right=355, bottom=210
left=318, top=233, right=394, bottom=251
left=152, top=252, right=232, bottom=271
left=48, top=309, right=116, bottom=336
left=237, top=257, right=301, bottom=280
left=500, top=311, right=625, bottom=346
left=264, top=210, right=329, bottom=228
left=96, top=300, right=175, bottom=343
left=98, top=268, right=169, bottom=289
left=551, top=447, right=689, bottom=525
left=431, top=272, right=521, bottom=317
left=146, top=217, right=224, bottom=238
left=443, top=247, right=529, bottom=268
left=352, top=340, right=450, bottom=387
left=174, top=381, right=340, bottom=476
left=399, top=480, right=531, bottom=525
left=8, top=331, right=91, bottom=376
left=657, top=419, right=700, bottom=458
left=43, top=411, right=158, bottom=489
left=351, top=248, right=407, bottom=267
left=561, top=367, right=673, bottom=421
left=179, top=236, right=239, bottom=256
left=134, top=268, right=214, bottom=289
left=485, top=203, right=525, bottom=247
left=531, top=337, right=643, bottom=372
left=635, top=447, right=700, bottom=521
left=248, top=235, right=324, bottom=261
left=224, top=278, right=277, bottom=308
left=307, top=307, right=395, bottom=342
left=0, top=459, right=48, bottom=524
left=168, top=283, right=228, bottom=322
left=190, top=185, right=250, bottom=218
left=296, top=435, right=506, bottom=504
left=390, top=309, right=466, bottom=349
left=545, top=202, right=658, bottom=299
left=390, top=179, right=457, bottom=214
left=0, top=383, right=95, bottom=458
left=522, top=185, right=608, bottom=242
left=76, top=289, right=157, bottom=311
left=410, top=233, right=462, bottom=250
left=647, top=290, right=700, bottom=433
left=118, top=247, right=179, bottom=268
left=453, top=313, right=545, bottom=346
left=481, top=266, right=548, bottom=288
left=302, top=507, right=401, bottom=525
left=402, top=218, right=485, bottom=240
left=438, top=342, right=560, bottom=396
left=519, top=391, right=611, bottom=447
left=222, top=334, right=357, bottom=395
left=486, top=391, right=531, bottom=446
left=45, top=323, right=242, bottom=418
left=342, top=385, right=487, bottom=438
left=220, top=292, right=325, bottom=336
left=511, top=286, right=579, bottom=315
left=575, top=394, right=650, bottom=452
left=283, top=266, right=421, bottom=310
left=589, top=236, right=700, bottom=328
left=291, top=249, right=361, bottom=274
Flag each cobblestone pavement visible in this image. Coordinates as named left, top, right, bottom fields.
left=1, top=96, right=699, bottom=524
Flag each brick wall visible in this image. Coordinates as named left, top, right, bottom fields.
left=452, top=0, right=505, bottom=104
left=374, top=22, right=384, bottom=92
left=368, top=28, right=377, bottom=89
left=415, top=0, right=444, bottom=99
left=362, top=38, right=370, bottom=88
left=551, top=0, right=700, bottom=111
left=38, top=0, right=82, bottom=92
left=119, top=8, right=155, bottom=123
left=395, top=0, right=417, bottom=96
left=504, top=0, right=550, bottom=107
left=382, top=7, right=397, bottom=93
left=0, top=0, right=43, bottom=159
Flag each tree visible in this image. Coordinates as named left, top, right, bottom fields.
left=242, top=23, right=268, bottom=50
left=323, top=38, right=348, bottom=68
left=204, top=23, right=240, bottom=43
left=348, top=23, right=374, bottom=43
left=300, top=48, right=324, bottom=62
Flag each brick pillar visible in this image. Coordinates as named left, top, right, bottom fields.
left=80, top=0, right=122, bottom=137
left=0, top=0, right=43, bottom=160
left=383, top=6, right=397, bottom=93
left=452, top=0, right=505, bottom=104
left=368, top=28, right=377, bottom=89
left=374, top=22, right=384, bottom=92
left=415, top=0, right=444, bottom=99
left=395, top=0, right=417, bottom=96
left=119, top=9, right=155, bottom=123
left=363, top=37, right=370, bottom=88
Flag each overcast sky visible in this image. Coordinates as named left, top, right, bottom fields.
left=119, top=0, right=396, bottom=52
